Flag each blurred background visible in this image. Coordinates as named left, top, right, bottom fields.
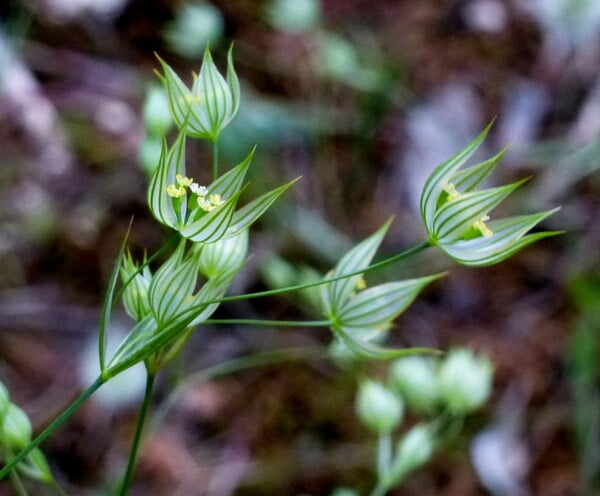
left=0, top=0, right=598, bottom=494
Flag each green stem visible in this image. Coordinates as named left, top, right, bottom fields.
left=212, top=139, right=219, bottom=181
left=0, top=376, right=104, bottom=480
left=150, top=346, right=328, bottom=432
left=118, top=371, right=156, bottom=496
left=203, top=319, right=330, bottom=327
left=376, top=433, right=392, bottom=479
left=208, top=241, right=432, bottom=306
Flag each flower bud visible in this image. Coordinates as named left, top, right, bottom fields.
left=197, top=228, right=248, bottom=278
left=143, top=85, right=173, bottom=135
left=356, top=380, right=403, bottom=434
left=438, top=349, right=493, bottom=414
left=1, top=404, right=32, bottom=450
left=392, top=424, right=434, bottom=477
left=391, top=356, right=439, bottom=414
left=121, top=254, right=153, bottom=322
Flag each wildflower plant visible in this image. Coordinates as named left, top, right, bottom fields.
left=0, top=46, right=560, bottom=496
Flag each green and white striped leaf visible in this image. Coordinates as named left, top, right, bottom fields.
left=224, top=178, right=299, bottom=237
left=197, top=229, right=249, bottom=278
left=451, top=148, right=507, bottom=193
left=442, top=208, right=560, bottom=266
left=120, top=253, right=152, bottom=322
left=338, top=275, right=443, bottom=329
left=226, top=45, right=241, bottom=120
left=432, top=179, right=526, bottom=243
left=148, top=242, right=197, bottom=323
left=420, top=123, right=493, bottom=228
left=180, top=189, right=243, bottom=243
left=208, top=149, right=253, bottom=198
left=321, top=220, right=391, bottom=317
left=334, top=326, right=441, bottom=360
left=147, top=129, right=187, bottom=228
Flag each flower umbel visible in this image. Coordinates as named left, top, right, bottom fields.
left=420, top=124, right=560, bottom=266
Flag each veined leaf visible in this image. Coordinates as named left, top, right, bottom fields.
left=209, top=148, right=254, bottom=198
left=224, top=178, right=299, bottom=237
left=321, top=220, right=391, bottom=317
left=451, top=148, right=507, bottom=192
left=338, top=275, right=443, bottom=328
left=180, top=189, right=243, bottom=243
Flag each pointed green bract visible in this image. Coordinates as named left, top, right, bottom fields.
left=157, top=46, right=240, bottom=141
left=321, top=220, right=391, bottom=317
left=337, top=275, right=443, bottom=328
left=198, top=229, right=249, bottom=278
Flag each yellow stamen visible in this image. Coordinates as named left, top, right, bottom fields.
left=166, top=184, right=186, bottom=198
left=197, top=197, right=215, bottom=212
left=355, top=277, right=367, bottom=291
left=473, top=217, right=493, bottom=237
left=176, top=174, right=194, bottom=187
left=209, top=193, right=224, bottom=207
left=443, top=182, right=462, bottom=201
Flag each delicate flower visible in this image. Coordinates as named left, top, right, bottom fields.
left=157, top=46, right=240, bottom=141
left=356, top=380, right=404, bottom=434
left=148, top=129, right=297, bottom=244
left=420, top=124, right=560, bottom=266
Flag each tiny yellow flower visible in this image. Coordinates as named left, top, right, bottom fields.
left=197, top=197, right=215, bottom=212
left=166, top=184, right=186, bottom=198
left=355, top=277, right=367, bottom=291
left=443, top=182, right=462, bottom=201
left=176, top=174, right=194, bottom=187
left=473, top=216, right=493, bottom=237
left=209, top=193, right=224, bottom=207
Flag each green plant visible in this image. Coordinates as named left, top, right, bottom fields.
left=0, top=46, right=559, bottom=495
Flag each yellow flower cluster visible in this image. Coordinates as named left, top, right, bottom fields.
left=166, top=174, right=225, bottom=212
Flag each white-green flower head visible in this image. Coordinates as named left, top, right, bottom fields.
left=148, top=130, right=297, bottom=243
left=390, top=356, right=439, bottom=414
left=157, top=45, right=240, bottom=141
left=438, top=348, right=493, bottom=414
left=419, top=124, right=561, bottom=266
left=356, top=380, right=403, bottom=434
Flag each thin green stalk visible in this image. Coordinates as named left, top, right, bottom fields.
left=376, top=433, right=392, bottom=479
left=150, top=346, right=328, bottom=432
left=118, top=371, right=156, bottom=496
left=176, top=242, right=432, bottom=317
left=50, top=479, right=69, bottom=496
left=203, top=319, right=330, bottom=327
left=0, top=377, right=104, bottom=480
left=9, top=469, right=28, bottom=496
left=212, top=139, right=219, bottom=181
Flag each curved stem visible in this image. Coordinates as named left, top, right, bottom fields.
left=118, top=371, right=156, bottom=496
left=0, top=377, right=104, bottom=480
left=212, top=139, right=219, bottom=181
left=376, top=433, right=392, bottom=479
left=203, top=319, right=330, bottom=327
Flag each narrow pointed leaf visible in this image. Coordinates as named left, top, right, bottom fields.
left=224, top=178, right=299, bottom=237
left=180, top=189, right=243, bottom=243
left=321, top=220, right=391, bottom=317
left=208, top=149, right=254, bottom=198
left=98, top=227, right=131, bottom=372
left=451, top=148, right=507, bottom=192
left=147, top=129, right=188, bottom=228
left=335, top=326, right=441, bottom=360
